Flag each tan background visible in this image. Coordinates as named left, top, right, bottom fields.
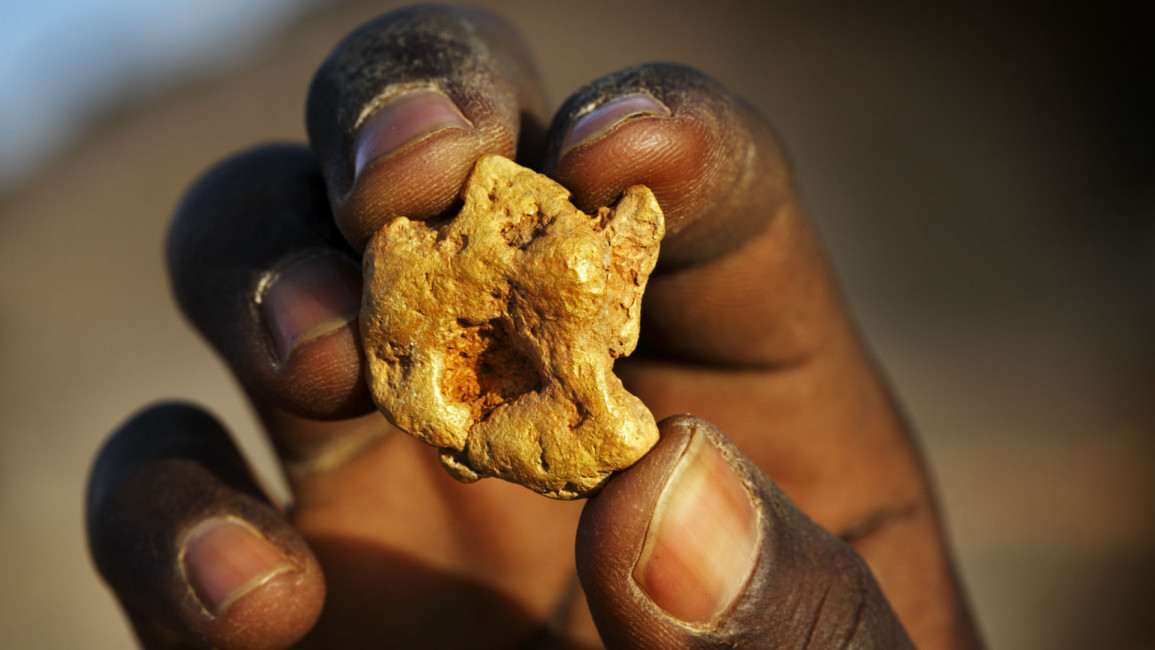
left=1, top=1, right=1152, bottom=648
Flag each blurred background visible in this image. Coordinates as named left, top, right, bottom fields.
left=1, top=1, right=1152, bottom=647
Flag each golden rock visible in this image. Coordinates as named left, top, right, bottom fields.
left=361, top=155, right=664, bottom=498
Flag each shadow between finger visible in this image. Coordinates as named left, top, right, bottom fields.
left=299, top=533, right=597, bottom=650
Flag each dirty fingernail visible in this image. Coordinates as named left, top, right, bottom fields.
left=261, top=252, right=361, bottom=365
left=353, top=88, right=471, bottom=177
left=560, top=93, right=670, bottom=157
left=182, top=518, right=294, bottom=616
left=633, top=431, right=759, bottom=625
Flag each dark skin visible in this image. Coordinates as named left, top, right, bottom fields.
left=87, top=6, right=983, bottom=649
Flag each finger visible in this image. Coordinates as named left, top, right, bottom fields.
left=544, top=66, right=980, bottom=647
left=544, top=63, right=843, bottom=367
left=168, top=144, right=371, bottom=423
left=87, top=403, right=324, bottom=650
left=577, top=416, right=915, bottom=649
left=306, top=5, right=546, bottom=250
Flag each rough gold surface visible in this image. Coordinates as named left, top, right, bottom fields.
left=361, top=155, right=664, bottom=498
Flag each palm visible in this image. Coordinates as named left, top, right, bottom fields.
left=283, top=415, right=587, bottom=647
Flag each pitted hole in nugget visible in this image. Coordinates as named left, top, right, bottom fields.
left=441, top=318, right=543, bottom=424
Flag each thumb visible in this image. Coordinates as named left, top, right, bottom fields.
left=576, top=415, right=912, bottom=649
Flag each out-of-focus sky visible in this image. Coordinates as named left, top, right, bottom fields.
left=0, top=0, right=324, bottom=192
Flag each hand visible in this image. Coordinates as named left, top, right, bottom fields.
left=87, top=6, right=981, bottom=649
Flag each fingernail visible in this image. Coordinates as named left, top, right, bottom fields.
left=261, top=253, right=361, bottom=365
left=353, top=88, right=471, bottom=177
left=181, top=518, right=294, bottom=616
left=633, top=431, right=759, bottom=625
left=560, top=93, right=670, bottom=157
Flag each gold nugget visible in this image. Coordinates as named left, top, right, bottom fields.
left=361, top=155, right=664, bottom=498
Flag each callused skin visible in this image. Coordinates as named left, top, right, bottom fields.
left=362, top=155, right=665, bottom=498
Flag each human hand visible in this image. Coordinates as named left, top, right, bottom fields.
left=87, top=6, right=980, bottom=649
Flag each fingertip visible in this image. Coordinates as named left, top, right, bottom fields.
left=545, top=65, right=841, bottom=367
left=339, top=115, right=515, bottom=249
left=306, top=5, right=546, bottom=249
left=261, top=253, right=359, bottom=366
left=180, top=517, right=325, bottom=650
left=557, top=93, right=670, bottom=158
left=545, top=63, right=789, bottom=270
left=168, top=145, right=373, bottom=421
left=257, top=251, right=374, bottom=419
left=87, top=402, right=256, bottom=525
left=351, top=87, right=473, bottom=178
left=87, top=403, right=326, bottom=650
left=576, top=416, right=758, bottom=644
left=554, top=107, right=720, bottom=239
left=334, top=76, right=520, bottom=250
left=630, top=429, right=759, bottom=626
left=577, top=415, right=912, bottom=648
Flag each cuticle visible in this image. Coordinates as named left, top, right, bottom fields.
left=631, top=427, right=701, bottom=572
left=347, top=83, right=474, bottom=187
left=255, top=250, right=360, bottom=308
left=561, top=92, right=671, bottom=159
left=353, top=82, right=470, bottom=131
left=573, top=90, right=669, bottom=122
